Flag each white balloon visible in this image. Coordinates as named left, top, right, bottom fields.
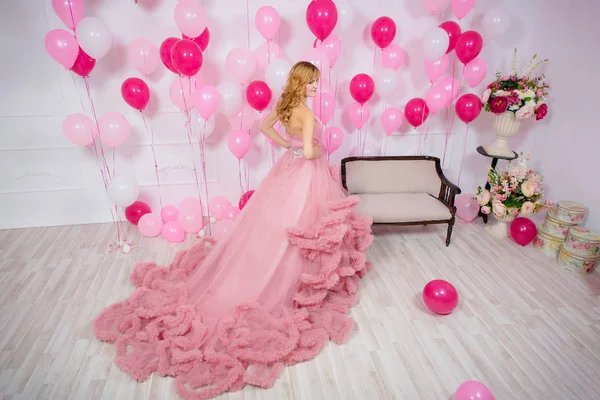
left=76, top=17, right=112, bottom=60
left=107, top=175, right=139, bottom=208
left=265, top=58, right=291, bottom=94
left=217, top=82, right=243, bottom=118
left=482, top=9, right=511, bottom=38
left=374, top=67, right=398, bottom=100
left=336, top=0, right=355, bottom=31
left=196, top=116, right=216, bottom=139
left=423, top=27, right=449, bottom=61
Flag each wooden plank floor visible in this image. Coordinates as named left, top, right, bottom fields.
left=1, top=220, right=599, bottom=400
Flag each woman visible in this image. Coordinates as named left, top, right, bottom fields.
left=93, top=61, right=373, bottom=400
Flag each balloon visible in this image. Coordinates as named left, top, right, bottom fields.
left=228, top=130, right=252, bottom=159
left=464, top=58, right=487, bottom=88
left=177, top=197, right=204, bottom=234
left=404, top=98, right=429, bottom=128
left=455, top=30, right=483, bottom=64
left=482, top=9, right=511, bottom=38
left=439, top=76, right=461, bottom=102
left=239, top=190, right=255, bottom=210
left=70, top=47, right=96, bottom=77
left=456, top=381, right=494, bottom=400
left=182, top=27, right=210, bottom=52
left=217, top=82, right=243, bottom=117
left=371, top=16, right=396, bottom=49
left=510, top=218, right=537, bottom=246
left=98, top=112, right=130, bottom=148
left=171, top=39, right=203, bottom=77
left=381, top=44, right=406, bottom=71
left=452, top=0, right=475, bottom=21
left=209, top=196, right=232, bottom=220
left=229, top=104, right=256, bottom=131
left=169, top=79, right=195, bottom=112
left=212, top=219, right=234, bottom=238
left=315, top=33, right=342, bottom=67
left=75, top=17, right=112, bottom=60
left=306, top=0, right=338, bottom=41
left=224, top=205, right=241, bottom=221
left=161, top=205, right=179, bottom=222
left=63, top=113, right=96, bottom=146
left=45, top=29, right=78, bottom=69
left=423, top=27, right=450, bottom=61
left=194, top=84, right=220, bottom=119
left=349, top=73, right=375, bottom=104
left=421, top=0, right=450, bottom=15
left=426, top=85, right=449, bottom=114
left=455, top=193, right=480, bottom=222
left=107, top=175, right=139, bottom=208
left=424, top=54, right=449, bottom=84
left=121, top=77, right=150, bottom=111
left=300, top=47, right=330, bottom=72
left=125, top=201, right=151, bottom=225
left=439, top=21, right=461, bottom=53
left=128, top=38, right=159, bottom=76
left=422, top=279, right=458, bottom=315
left=160, top=37, right=180, bottom=74
left=348, top=103, right=370, bottom=130
left=255, top=41, right=281, bottom=71
left=322, top=126, right=344, bottom=154
left=313, top=92, right=335, bottom=124
left=373, top=67, right=398, bottom=100
left=196, top=117, right=216, bottom=139
left=162, top=221, right=185, bottom=243
left=350, top=141, right=380, bottom=157
left=226, top=48, right=257, bottom=84
left=381, top=107, right=404, bottom=135
left=52, top=0, right=84, bottom=30
left=246, top=80, right=272, bottom=112
left=138, top=213, right=163, bottom=237
left=174, top=0, right=207, bottom=38
left=265, top=58, right=291, bottom=93
left=455, top=94, right=482, bottom=124
left=255, top=6, right=280, bottom=41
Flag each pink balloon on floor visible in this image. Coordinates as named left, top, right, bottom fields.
left=224, top=205, right=241, bottom=221
left=455, top=194, right=480, bottom=222
left=161, top=205, right=179, bottom=222
left=455, top=381, right=494, bottom=400
left=138, top=213, right=163, bottom=237
left=209, top=196, right=232, bottom=220
left=510, top=218, right=537, bottom=246
left=162, top=221, right=185, bottom=243
left=212, top=219, right=234, bottom=238
left=423, top=279, right=458, bottom=315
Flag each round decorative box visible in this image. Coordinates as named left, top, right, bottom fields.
left=533, top=226, right=565, bottom=257
left=542, top=209, right=577, bottom=239
left=557, top=246, right=599, bottom=274
left=562, top=227, right=600, bottom=259
left=555, top=201, right=588, bottom=224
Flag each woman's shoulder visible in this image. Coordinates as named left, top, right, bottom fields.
left=292, top=104, right=315, bottom=121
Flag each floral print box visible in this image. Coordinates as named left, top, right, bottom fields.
left=557, top=246, right=599, bottom=274
left=542, top=209, right=577, bottom=239
left=533, top=226, right=564, bottom=257
left=562, top=227, right=600, bottom=259
left=555, top=201, right=588, bottom=225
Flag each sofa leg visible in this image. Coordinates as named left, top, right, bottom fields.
left=446, top=217, right=455, bottom=247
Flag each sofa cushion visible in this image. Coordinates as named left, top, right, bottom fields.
left=356, top=193, right=452, bottom=223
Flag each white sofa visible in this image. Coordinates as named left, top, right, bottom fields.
left=341, top=156, right=461, bottom=246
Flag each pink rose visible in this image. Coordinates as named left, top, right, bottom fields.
left=521, top=201, right=535, bottom=215
left=481, top=206, right=491, bottom=215
left=481, top=89, right=492, bottom=104
left=521, top=180, right=535, bottom=197
left=477, top=190, right=492, bottom=206
left=515, top=105, right=534, bottom=120
left=535, top=103, right=548, bottom=120
left=492, top=201, right=506, bottom=217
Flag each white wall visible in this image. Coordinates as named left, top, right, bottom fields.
left=1, top=0, right=598, bottom=232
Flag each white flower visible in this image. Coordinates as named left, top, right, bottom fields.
left=496, top=90, right=509, bottom=97
left=521, top=180, right=535, bottom=197
left=518, top=89, right=535, bottom=99
left=481, top=89, right=492, bottom=104
left=493, top=201, right=506, bottom=217
left=521, top=201, right=535, bottom=215
left=525, top=100, right=536, bottom=108
left=477, top=190, right=492, bottom=206
left=515, top=105, right=535, bottom=120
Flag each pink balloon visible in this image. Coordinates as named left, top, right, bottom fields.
left=404, top=98, right=429, bottom=128
left=381, top=44, right=406, bottom=71
left=452, top=0, right=475, bottom=21
left=128, top=38, right=159, bottom=76
left=52, top=0, right=84, bottom=30
left=456, top=381, right=494, bottom=400
left=138, top=213, right=163, bottom=237
left=255, top=41, right=281, bottom=71
left=300, top=47, right=330, bottom=72
left=426, top=85, right=450, bottom=114
left=229, top=104, right=256, bottom=131
left=246, top=80, right=272, bottom=112
left=455, top=194, right=480, bottom=222
left=169, top=79, right=195, bottom=112
left=348, top=103, right=370, bottom=130
left=255, top=6, right=280, bottom=41
left=239, top=190, right=254, bottom=210
left=381, top=107, right=404, bottom=135
left=421, top=0, right=450, bottom=15
left=455, top=30, right=483, bottom=64
left=313, top=92, right=336, bottom=124
left=179, top=196, right=203, bottom=216
left=174, top=0, right=207, bottom=38
left=45, top=29, right=78, bottom=69
left=315, top=33, right=342, bottom=67
left=322, top=126, right=344, bottom=154
left=177, top=211, right=204, bottom=234
left=455, top=94, right=482, bottom=124
left=171, top=39, right=203, bottom=77
left=212, top=219, right=234, bottom=238
left=162, top=221, right=185, bottom=242
left=371, top=16, right=396, bottom=49
left=98, top=112, right=130, bottom=148
left=424, top=54, right=450, bottom=84
left=63, top=113, right=96, bottom=146
left=464, top=58, right=487, bottom=88
left=70, top=47, right=96, bottom=77
left=228, top=130, right=252, bottom=160
left=224, top=205, right=241, bottom=221
left=423, top=279, right=458, bottom=315
left=349, top=73, right=375, bottom=104
left=121, top=77, right=150, bottom=111
left=439, top=21, right=461, bottom=53
left=160, top=37, right=180, bottom=74
left=183, top=28, right=210, bottom=52
left=439, top=76, right=461, bottom=103
left=161, top=205, right=179, bottom=222
left=209, top=196, right=232, bottom=220
left=510, top=218, right=538, bottom=246
left=306, top=0, right=338, bottom=41
left=318, top=77, right=333, bottom=94
left=226, top=48, right=257, bottom=84
left=194, top=84, right=220, bottom=119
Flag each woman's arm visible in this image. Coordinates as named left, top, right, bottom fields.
left=259, top=110, right=290, bottom=149
left=301, top=112, right=322, bottom=160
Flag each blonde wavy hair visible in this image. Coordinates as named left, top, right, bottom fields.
left=275, top=61, right=320, bottom=126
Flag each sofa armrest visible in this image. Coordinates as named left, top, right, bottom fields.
left=434, top=160, right=461, bottom=209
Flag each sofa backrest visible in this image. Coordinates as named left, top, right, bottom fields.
left=344, top=158, right=442, bottom=197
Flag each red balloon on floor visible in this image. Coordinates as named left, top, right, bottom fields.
left=125, top=201, right=151, bottom=225
left=423, top=279, right=458, bottom=315
left=510, top=217, right=537, bottom=246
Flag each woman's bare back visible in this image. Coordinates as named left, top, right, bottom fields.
left=285, top=105, right=314, bottom=137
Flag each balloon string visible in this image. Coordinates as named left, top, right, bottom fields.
left=244, top=158, right=250, bottom=192
left=178, top=76, right=203, bottom=203
left=246, top=0, right=250, bottom=49
left=360, top=105, right=367, bottom=156
left=198, top=119, right=212, bottom=235
left=443, top=55, right=458, bottom=166
left=67, top=0, right=76, bottom=31
left=457, top=124, right=470, bottom=186
left=238, top=159, right=244, bottom=195
left=141, top=109, right=163, bottom=210
left=83, top=77, right=112, bottom=180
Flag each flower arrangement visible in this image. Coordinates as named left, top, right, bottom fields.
left=481, top=49, right=550, bottom=121
left=476, top=152, right=552, bottom=218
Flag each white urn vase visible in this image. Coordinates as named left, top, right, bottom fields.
left=483, top=112, right=521, bottom=158
left=486, top=211, right=519, bottom=239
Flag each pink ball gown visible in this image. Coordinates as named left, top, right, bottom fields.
left=93, top=135, right=374, bottom=400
